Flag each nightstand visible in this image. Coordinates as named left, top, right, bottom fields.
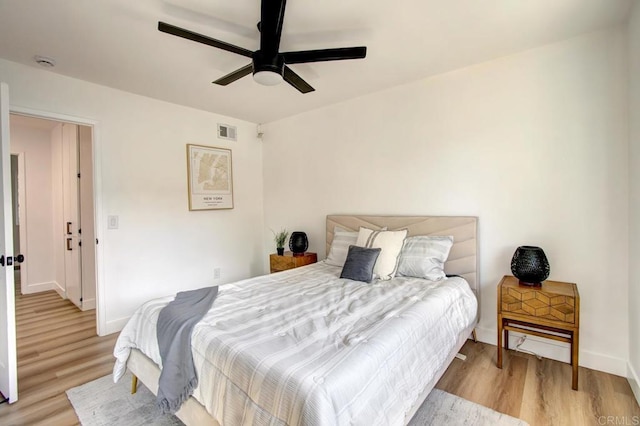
left=497, top=275, right=580, bottom=390
left=269, top=252, right=317, bottom=273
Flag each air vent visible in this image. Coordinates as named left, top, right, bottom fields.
left=217, top=124, right=237, bottom=141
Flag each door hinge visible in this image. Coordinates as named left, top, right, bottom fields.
left=78, top=228, right=82, bottom=234
left=77, top=173, right=81, bottom=178
left=96, top=238, right=99, bottom=244
left=79, top=241, right=82, bottom=247
left=80, top=297, right=83, bottom=302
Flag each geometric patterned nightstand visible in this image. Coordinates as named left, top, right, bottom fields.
left=497, top=275, right=580, bottom=390
left=269, top=252, right=317, bottom=273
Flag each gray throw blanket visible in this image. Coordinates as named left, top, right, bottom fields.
left=156, top=286, right=218, bottom=414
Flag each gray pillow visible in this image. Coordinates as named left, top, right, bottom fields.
left=340, top=245, right=382, bottom=283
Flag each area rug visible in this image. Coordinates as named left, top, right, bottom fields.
left=407, top=389, right=529, bottom=426
left=67, top=372, right=529, bottom=426
left=67, top=371, right=181, bottom=426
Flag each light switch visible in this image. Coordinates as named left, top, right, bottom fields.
left=108, top=215, right=119, bottom=229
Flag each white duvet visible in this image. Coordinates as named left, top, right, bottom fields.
left=113, top=261, right=477, bottom=426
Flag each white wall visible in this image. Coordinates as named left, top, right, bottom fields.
left=9, top=121, right=55, bottom=293
left=627, top=1, right=640, bottom=402
left=263, top=28, right=629, bottom=375
left=0, top=57, right=265, bottom=334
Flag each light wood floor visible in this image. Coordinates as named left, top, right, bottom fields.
left=0, top=289, right=117, bottom=426
left=436, top=340, right=640, bottom=425
left=1, top=290, right=638, bottom=425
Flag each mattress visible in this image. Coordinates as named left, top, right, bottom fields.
left=113, top=261, right=477, bottom=426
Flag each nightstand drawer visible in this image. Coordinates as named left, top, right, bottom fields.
left=270, top=252, right=317, bottom=273
left=501, top=285, right=576, bottom=324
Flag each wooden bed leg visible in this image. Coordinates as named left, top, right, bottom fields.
left=131, top=375, right=138, bottom=394
left=471, top=329, right=477, bottom=343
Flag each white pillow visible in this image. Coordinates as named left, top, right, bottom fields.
left=397, top=235, right=454, bottom=281
left=356, top=227, right=408, bottom=280
left=325, top=227, right=359, bottom=267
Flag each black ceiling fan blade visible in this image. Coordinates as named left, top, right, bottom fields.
left=158, top=21, right=253, bottom=58
left=282, top=46, right=367, bottom=64
left=212, top=64, right=253, bottom=86
left=283, top=66, right=315, bottom=94
left=260, top=0, right=287, bottom=55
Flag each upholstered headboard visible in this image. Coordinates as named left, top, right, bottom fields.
left=326, top=215, right=479, bottom=296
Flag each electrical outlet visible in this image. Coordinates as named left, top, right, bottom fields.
left=214, top=268, right=221, bottom=280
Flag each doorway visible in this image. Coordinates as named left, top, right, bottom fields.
left=10, top=153, right=26, bottom=294
left=9, top=113, right=98, bottom=312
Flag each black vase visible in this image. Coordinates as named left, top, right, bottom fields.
left=511, top=246, right=550, bottom=286
left=277, top=247, right=285, bottom=256
left=289, top=232, right=308, bottom=256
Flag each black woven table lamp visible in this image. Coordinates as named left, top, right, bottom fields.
left=510, top=246, right=550, bottom=287
left=289, top=232, right=309, bottom=256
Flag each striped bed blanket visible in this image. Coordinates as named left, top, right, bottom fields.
left=113, top=262, right=477, bottom=426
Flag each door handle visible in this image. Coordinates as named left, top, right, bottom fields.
left=0, top=255, right=23, bottom=267
left=66, top=238, right=72, bottom=251
left=66, top=222, right=72, bottom=235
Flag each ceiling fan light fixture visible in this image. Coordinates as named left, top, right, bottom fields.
left=158, top=0, right=367, bottom=94
left=252, top=51, right=284, bottom=86
left=253, top=70, right=283, bottom=86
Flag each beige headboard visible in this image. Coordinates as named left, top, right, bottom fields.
left=326, top=215, right=479, bottom=296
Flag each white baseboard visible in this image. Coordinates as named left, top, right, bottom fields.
left=81, top=298, right=96, bottom=311
left=475, top=326, right=628, bottom=377
left=580, top=349, right=628, bottom=377
left=104, top=316, right=131, bottom=335
left=53, top=281, right=66, bottom=299
left=21, top=281, right=54, bottom=294
left=629, top=362, right=640, bottom=406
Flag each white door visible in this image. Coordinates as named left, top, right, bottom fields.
left=0, top=82, right=18, bottom=403
left=78, top=126, right=96, bottom=309
left=62, top=123, right=82, bottom=308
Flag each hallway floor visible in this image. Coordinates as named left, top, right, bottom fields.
left=0, top=285, right=116, bottom=425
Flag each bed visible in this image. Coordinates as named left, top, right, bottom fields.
left=113, top=215, right=479, bottom=426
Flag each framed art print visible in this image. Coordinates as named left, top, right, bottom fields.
left=186, top=144, right=233, bottom=210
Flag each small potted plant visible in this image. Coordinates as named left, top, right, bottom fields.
left=272, top=228, right=288, bottom=255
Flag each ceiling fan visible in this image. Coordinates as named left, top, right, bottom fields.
left=158, top=0, right=367, bottom=94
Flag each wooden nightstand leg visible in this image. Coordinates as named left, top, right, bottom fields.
left=471, top=329, right=477, bottom=343
left=572, top=330, right=579, bottom=390
left=504, top=328, right=510, bottom=350
left=497, top=317, right=503, bottom=369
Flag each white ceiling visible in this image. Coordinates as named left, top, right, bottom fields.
left=0, top=0, right=633, bottom=124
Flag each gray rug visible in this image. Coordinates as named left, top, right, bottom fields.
left=67, top=373, right=528, bottom=426
left=67, top=372, right=182, bottom=426
left=408, top=389, right=529, bottom=426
